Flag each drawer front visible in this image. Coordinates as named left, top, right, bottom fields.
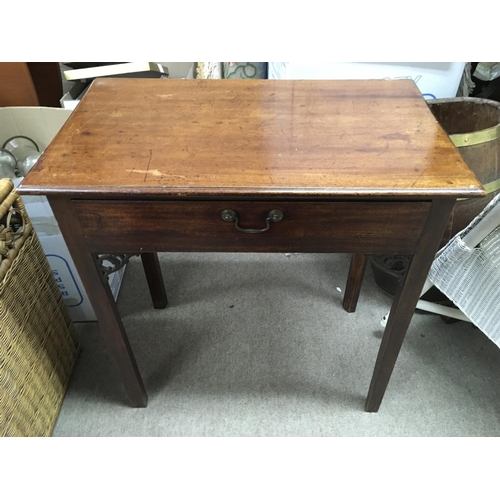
left=74, top=200, right=430, bottom=254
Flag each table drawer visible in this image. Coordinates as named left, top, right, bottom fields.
left=74, top=200, right=430, bottom=254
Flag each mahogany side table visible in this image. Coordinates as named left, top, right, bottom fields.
left=19, top=78, right=484, bottom=411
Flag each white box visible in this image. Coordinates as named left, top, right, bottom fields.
left=268, top=62, right=466, bottom=99
left=0, top=107, right=126, bottom=322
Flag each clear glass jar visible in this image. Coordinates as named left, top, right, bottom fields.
left=0, top=148, right=19, bottom=178
left=2, top=135, right=41, bottom=176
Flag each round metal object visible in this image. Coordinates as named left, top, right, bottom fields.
left=268, top=209, right=284, bottom=222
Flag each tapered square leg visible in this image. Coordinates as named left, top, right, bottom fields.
left=365, top=199, right=455, bottom=412
left=49, top=197, right=148, bottom=407
left=343, top=254, right=368, bottom=313
left=141, top=253, right=168, bottom=309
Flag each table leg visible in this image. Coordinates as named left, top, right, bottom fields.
left=141, top=253, right=168, bottom=309
left=365, top=199, right=455, bottom=412
left=343, top=254, right=368, bottom=313
left=48, top=196, right=148, bottom=407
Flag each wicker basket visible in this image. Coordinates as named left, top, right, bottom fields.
left=0, top=178, right=80, bottom=436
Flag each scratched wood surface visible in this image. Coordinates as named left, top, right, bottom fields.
left=20, top=78, right=484, bottom=198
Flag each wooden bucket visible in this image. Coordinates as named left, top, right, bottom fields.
left=428, top=97, right=500, bottom=239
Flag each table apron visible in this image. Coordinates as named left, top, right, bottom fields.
left=72, top=199, right=431, bottom=254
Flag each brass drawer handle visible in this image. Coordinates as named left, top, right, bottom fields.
left=220, top=209, right=284, bottom=233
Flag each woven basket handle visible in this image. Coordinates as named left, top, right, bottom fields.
left=0, top=207, right=27, bottom=256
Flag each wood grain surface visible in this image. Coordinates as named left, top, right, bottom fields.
left=73, top=199, right=430, bottom=254
left=20, top=78, right=484, bottom=198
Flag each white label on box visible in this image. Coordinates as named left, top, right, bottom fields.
left=22, top=196, right=126, bottom=322
left=48, top=254, right=85, bottom=307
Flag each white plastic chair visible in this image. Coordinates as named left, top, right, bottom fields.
left=382, top=193, right=500, bottom=347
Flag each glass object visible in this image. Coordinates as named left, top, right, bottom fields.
left=2, top=135, right=41, bottom=176
left=0, top=148, right=19, bottom=178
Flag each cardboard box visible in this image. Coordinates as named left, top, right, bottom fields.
left=268, top=62, right=466, bottom=99
left=0, top=107, right=125, bottom=322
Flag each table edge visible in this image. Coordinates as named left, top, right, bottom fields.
left=16, top=184, right=487, bottom=199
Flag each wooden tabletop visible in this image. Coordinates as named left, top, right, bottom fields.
left=20, top=78, right=484, bottom=198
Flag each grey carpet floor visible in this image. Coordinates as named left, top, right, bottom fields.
left=53, top=252, right=500, bottom=436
